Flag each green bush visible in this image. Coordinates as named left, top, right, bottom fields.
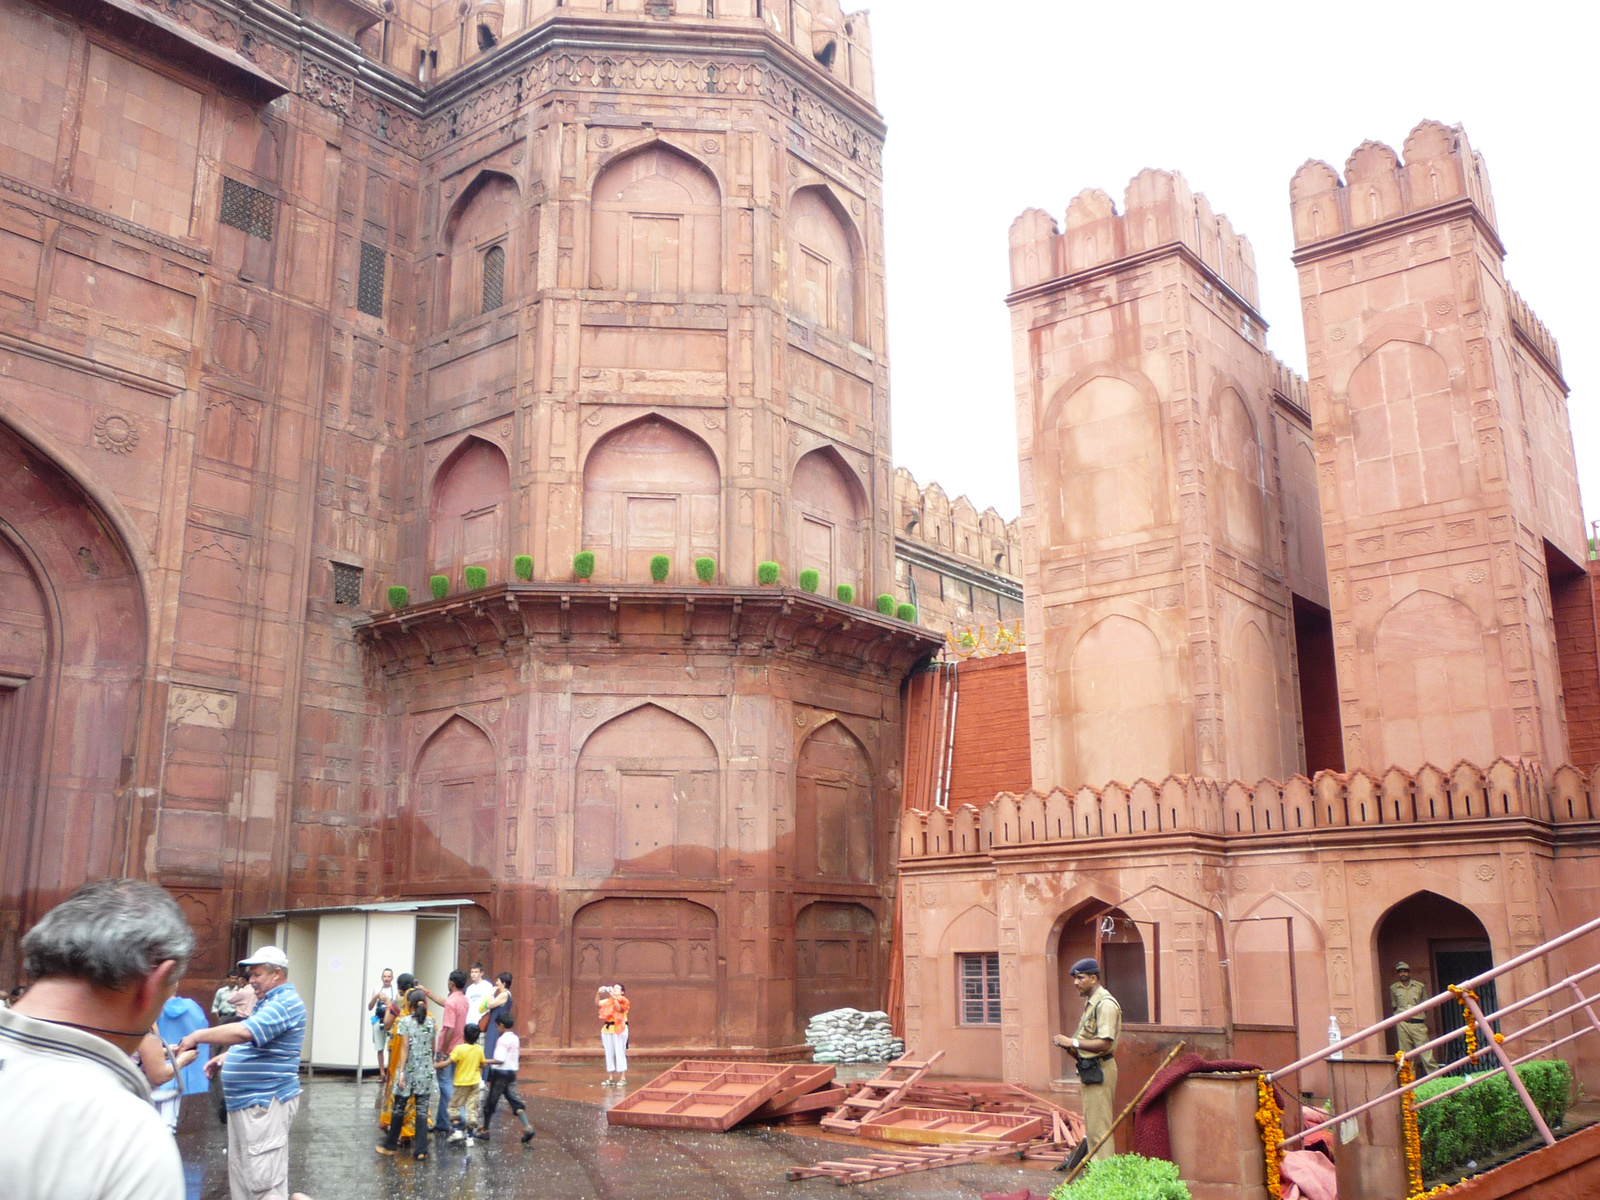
left=896, top=602, right=917, bottom=623
left=430, top=574, right=449, bottom=600
left=799, top=569, right=820, bottom=592
left=513, top=554, right=533, bottom=581
left=649, top=554, right=671, bottom=582
left=694, top=556, right=716, bottom=583
left=757, top=561, right=780, bottom=585
left=876, top=593, right=895, bottom=615
left=1050, top=1154, right=1190, bottom=1200
left=387, top=585, right=409, bottom=610
left=836, top=584, right=854, bottom=604
left=1415, top=1060, right=1570, bottom=1179
left=573, top=552, right=595, bottom=580
left=463, top=565, right=488, bottom=590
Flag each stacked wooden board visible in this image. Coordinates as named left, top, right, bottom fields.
left=858, top=1106, right=1044, bottom=1145
left=606, top=1060, right=842, bottom=1131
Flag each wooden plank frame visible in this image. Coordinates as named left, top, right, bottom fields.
left=605, top=1060, right=804, bottom=1131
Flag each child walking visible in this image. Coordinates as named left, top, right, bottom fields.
left=480, top=1011, right=536, bottom=1143
left=440, top=1023, right=486, bottom=1146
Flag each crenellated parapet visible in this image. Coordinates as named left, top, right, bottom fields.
left=1007, top=168, right=1258, bottom=309
left=1508, top=286, right=1565, bottom=383
left=1289, top=119, right=1498, bottom=249
left=901, top=758, right=1600, bottom=860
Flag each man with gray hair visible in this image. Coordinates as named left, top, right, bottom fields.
left=0, top=879, right=193, bottom=1200
left=179, top=946, right=309, bottom=1200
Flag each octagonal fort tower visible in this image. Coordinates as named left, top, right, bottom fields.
left=0, top=0, right=936, bottom=1057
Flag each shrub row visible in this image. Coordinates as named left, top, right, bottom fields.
left=1415, top=1059, right=1570, bottom=1179
left=1050, top=1153, right=1190, bottom=1200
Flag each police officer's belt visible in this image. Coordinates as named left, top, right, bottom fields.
left=1399, top=1018, right=1426, bottom=1025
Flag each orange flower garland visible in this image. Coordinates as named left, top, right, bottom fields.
left=1397, top=1050, right=1455, bottom=1200
left=1448, top=983, right=1482, bottom=1063
left=1255, top=1072, right=1284, bottom=1198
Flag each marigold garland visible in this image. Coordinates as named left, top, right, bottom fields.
left=1255, top=1072, right=1284, bottom=1198
left=1449, top=983, right=1482, bottom=1063
left=1397, top=1051, right=1455, bottom=1200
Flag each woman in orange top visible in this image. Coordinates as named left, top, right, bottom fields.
left=597, top=984, right=630, bottom=1086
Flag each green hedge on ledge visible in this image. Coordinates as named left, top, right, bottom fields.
left=1416, top=1059, right=1570, bottom=1179
left=1050, top=1154, right=1190, bottom=1200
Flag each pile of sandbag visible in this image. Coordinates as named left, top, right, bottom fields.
left=804, top=1007, right=905, bottom=1063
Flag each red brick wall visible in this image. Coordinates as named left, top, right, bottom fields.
left=945, top=655, right=1032, bottom=809
left=1554, top=559, right=1600, bottom=772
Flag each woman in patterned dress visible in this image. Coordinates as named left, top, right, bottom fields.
left=377, top=988, right=437, bottom=1159
left=377, top=973, right=415, bottom=1140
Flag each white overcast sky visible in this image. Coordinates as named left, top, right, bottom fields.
left=871, top=0, right=1600, bottom=534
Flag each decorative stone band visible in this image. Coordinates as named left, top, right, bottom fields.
left=901, top=759, right=1600, bottom=858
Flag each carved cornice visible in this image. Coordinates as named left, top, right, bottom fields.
left=0, top=171, right=211, bottom=262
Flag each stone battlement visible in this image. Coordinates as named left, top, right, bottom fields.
left=1268, top=352, right=1310, bottom=414
left=1289, top=119, right=1498, bottom=249
left=1509, top=286, right=1565, bottom=381
left=1007, top=168, right=1259, bottom=309
left=902, top=758, right=1600, bottom=859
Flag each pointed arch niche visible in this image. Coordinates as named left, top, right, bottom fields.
left=404, top=715, right=497, bottom=882
left=795, top=719, right=873, bottom=883
left=430, top=437, right=511, bottom=584
left=442, top=172, right=519, bottom=327
left=791, top=446, right=866, bottom=599
left=1373, top=891, right=1495, bottom=1064
left=589, top=144, right=721, bottom=294
left=1058, top=613, right=1181, bottom=789
left=573, top=704, right=720, bottom=879
left=1374, top=590, right=1498, bottom=766
left=581, top=416, right=719, bottom=583
left=788, top=186, right=862, bottom=341
left=1041, top=373, right=1165, bottom=547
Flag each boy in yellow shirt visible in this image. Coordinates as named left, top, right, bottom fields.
left=437, top=1022, right=487, bottom=1145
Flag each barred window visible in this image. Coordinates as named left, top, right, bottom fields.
left=958, top=952, right=1001, bottom=1026
left=219, top=177, right=275, bottom=240
left=357, top=242, right=386, bottom=318
left=481, top=244, right=505, bottom=313
left=332, top=562, right=363, bottom=606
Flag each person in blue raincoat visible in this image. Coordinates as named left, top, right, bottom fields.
left=156, top=995, right=211, bottom=1103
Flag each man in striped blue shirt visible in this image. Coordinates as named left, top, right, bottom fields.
left=179, top=947, right=310, bottom=1200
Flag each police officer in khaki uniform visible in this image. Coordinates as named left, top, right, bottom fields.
left=1390, top=961, right=1436, bottom=1073
left=1052, top=958, right=1122, bottom=1161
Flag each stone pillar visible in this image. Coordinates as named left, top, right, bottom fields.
left=1168, top=1073, right=1272, bottom=1200
left=1327, top=1057, right=1408, bottom=1200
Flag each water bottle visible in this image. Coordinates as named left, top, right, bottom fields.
left=1328, top=1014, right=1343, bottom=1060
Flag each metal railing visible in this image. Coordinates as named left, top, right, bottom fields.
left=1266, top=913, right=1600, bottom=1151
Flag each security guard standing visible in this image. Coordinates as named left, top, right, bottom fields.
left=1390, top=961, right=1436, bottom=1073
left=1052, top=958, right=1122, bottom=1161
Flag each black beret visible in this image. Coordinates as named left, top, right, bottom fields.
left=1070, top=958, right=1101, bottom=976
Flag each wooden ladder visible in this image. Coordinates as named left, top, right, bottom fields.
left=785, top=1138, right=1023, bottom=1185
left=818, top=1050, right=945, bottom=1133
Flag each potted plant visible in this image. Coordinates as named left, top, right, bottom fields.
left=757, top=561, right=780, bottom=585
left=649, top=554, right=671, bottom=582
left=694, top=556, right=716, bottom=584
left=896, top=602, right=918, bottom=623
left=387, top=585, right=409, bottom=610
left=463, top=565, right=488, bottom=590
left=430, top=574, right=449, bottom=600
left=835, top=584, right=854, bottom=604
left=799, top=569, right=820, bottom=593
left=514, top=555, right=533, bottom=581
left=573, top=551, right=595, bottom=580
left=876, top=593, right=895, bottom=615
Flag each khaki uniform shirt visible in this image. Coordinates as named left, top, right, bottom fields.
left=1391, top=979, right=1427, bottom=1022
left=1074, top=985, right=1122, bottom=1053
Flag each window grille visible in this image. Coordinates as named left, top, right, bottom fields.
left=959, top=952, right=1001, bottom=1026
left=220, top=177, right=275, bottom=240
left=357, top=242, right=386, bottom=318
left=481, top=244, right=505, bottom=313
left=332, top=562, right=363, bottom=606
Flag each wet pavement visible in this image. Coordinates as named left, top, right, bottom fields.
left=173, top=1067, right=1059, bottom=1200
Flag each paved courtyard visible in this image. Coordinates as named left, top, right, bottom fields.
left=173, top=1071, right=1056, bottom=1200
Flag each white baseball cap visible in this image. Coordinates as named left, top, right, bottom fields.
left=239, top=946, right=289, bottom=970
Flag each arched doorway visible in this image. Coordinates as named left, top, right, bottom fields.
left=1055, top=900, right=1150, bottom=1040
left=568, top=897, right=718, bottom=1048
left=795, top=720, right=873, bottom=883
left=1374, top=891, right=1496, bottom=1065
left=794, top=901, right=878, bottom=1038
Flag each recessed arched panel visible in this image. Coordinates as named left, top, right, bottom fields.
left=407, top=715, right=497, bottom=882
left=581, top=416, right=719, bottom=583
left=1374, top=590, right=1496, bottom=766
left=1064, top=614, right=1180, bottom=787
left=1284, top=440, right=1327, bottom=596
left=1211, top=387, right=1266, bottom=555
left=794, top=901, right=877, bottom=1036
left=1348, top=340, right=1462, bottom=517
left=792, top=446, right=866, bottom=597
left=569, top=897, right=718, bottom=1047
left=1043, top=375, right=1164, bottom=545
left=443, top=172, right=519, bottom=325
left=788, top=186, right=859, bottom=340
left=796, top=720, right=873, bottom=883
left=430, top=437, right=511, bottom=584
left=573, top=703, right=720, bottom=879
left=1373, top=891, right=1495, bottom=1065
left=589, top=144, right=721, bottom=294
left=1225, top=619, right=1284, bottom=783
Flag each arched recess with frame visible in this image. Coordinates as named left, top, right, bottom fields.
left=1055, top=608, right=1182, bottom=789
left=1233, top=891, right=1330, bottom=1091
left=580, top=415, right=720, bottom=584
left=1343, top=337, right=1464, bottom=518
left=572, top=703, right=721, bottom=879
left=788, top=185, right=864, bottom=342
left=429, top=435, right=512, bottom=585
left=588, top=142, right=722, bottom=294
left=568, top=897, right=720, bottom=1049
left=1371, top=890, right=1497, bottom=1065
left=399, top=714, right=498, bottom=884
left=791, top=444, right=868, bottom=600
left=794, top=718, right=874, bottom=883
left=794, top=900, right=879, bottom=1037
left=1372, top=589, right=1500, bottom=767
left=0, top=419, right=147, bottom=984
left=441, top=171, right=520, bottom=327
left=1209, top=385, right=1268, bottom=557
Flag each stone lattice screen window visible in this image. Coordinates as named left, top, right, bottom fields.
left=481, top=244, right=505, bottom=313
left=357, top=242, right=386, bottom=318
left=958, top=951, right=1001, bottom=1026
left=331, top=562, right=363, bottom=606
left=219, top=177, right=275, bottom=240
